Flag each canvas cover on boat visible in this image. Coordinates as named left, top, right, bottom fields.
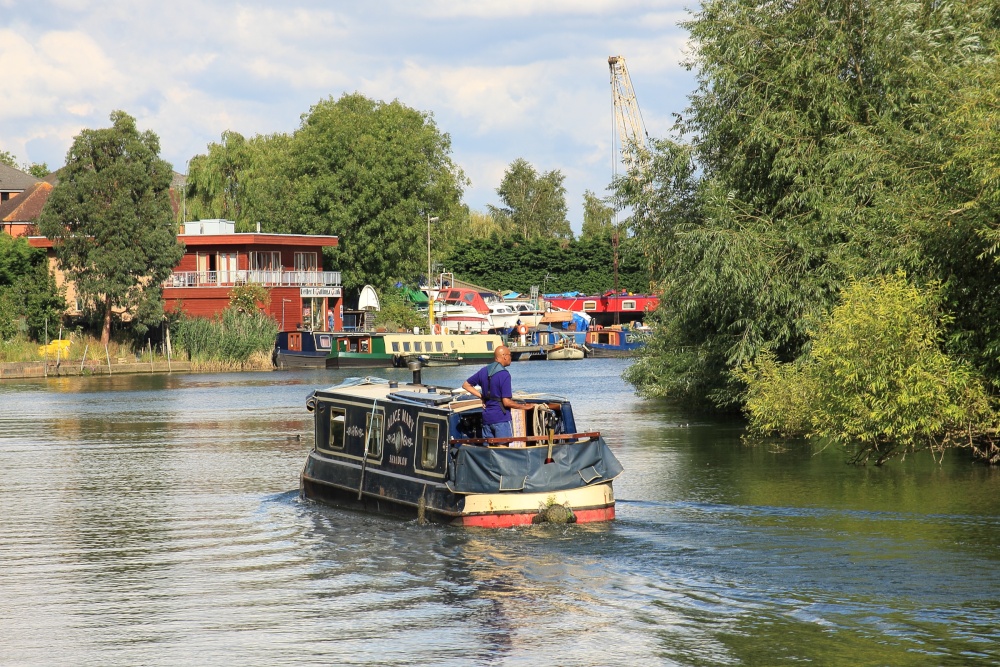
left=448, top=437, right=623, bottom=494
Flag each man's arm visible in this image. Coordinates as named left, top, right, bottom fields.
left=502, top=396, right=534, bottom=411
left=462, top=381, right=482, bottom=400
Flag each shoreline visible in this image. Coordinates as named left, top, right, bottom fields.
left=0, top=360, right=195, bottom=379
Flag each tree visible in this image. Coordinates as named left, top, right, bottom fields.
left=282, top=94, right=467, bottom=291
left=618, top=0, right=1000, bottom=408
left=580, top=190, right=614, bottom=241
left=38, top=110, right=183, bottom=345
left=0, top=150, right=16, bottom=168
left=26, top=163, right=48, bottom=178
left=735, top=274, right=996, bottom=465
left=488, top=158, right=572, bottom=241
left=0, top=234, right=65, bottom=340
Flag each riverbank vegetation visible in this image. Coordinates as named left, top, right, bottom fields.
left=616, top=0, right=1000, bottom=462
left=171, top=308, right=277, bottom=372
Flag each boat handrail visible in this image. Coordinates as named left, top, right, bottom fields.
left=451, top=432, right=600, bottom=446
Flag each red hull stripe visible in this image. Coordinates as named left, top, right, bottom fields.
left=461, top=505, right=615, bottom=528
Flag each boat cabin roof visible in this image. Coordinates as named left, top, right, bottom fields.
left=313, top=377, right=566, bottom=413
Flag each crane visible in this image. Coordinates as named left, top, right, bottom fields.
left=609, top=55, right=650, bottom=175
left=607, top=55, right=649, bottom=323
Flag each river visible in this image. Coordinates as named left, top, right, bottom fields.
left=1, top=358, right=998, bottom=666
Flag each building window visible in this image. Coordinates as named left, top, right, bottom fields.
left=294, top=252, right=318, bottom=271
left=366, top=412, right=384, bottom=458
left=420, top=422, right=439, bottom=468
left=250, top=251, right=281, bottom=271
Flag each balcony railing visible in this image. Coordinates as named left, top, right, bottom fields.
left=164, top=270, right=341, bottom=288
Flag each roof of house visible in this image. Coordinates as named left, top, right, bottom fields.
left=0, top=181, right=52, bottom=221
left=0, top=163, right=42, bottom=192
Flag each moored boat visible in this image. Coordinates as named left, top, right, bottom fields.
left=300, top=366, right=624, bottom=526
left=545, top=341, right=586, bottom=360
left=274, top=330, right=337, bottom=368
left=329, top=331, right=504, bottom=368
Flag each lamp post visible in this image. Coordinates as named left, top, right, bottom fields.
left=427, top=215, right=439, bottom=332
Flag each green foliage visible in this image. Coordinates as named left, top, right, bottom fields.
left=373, top=288, right=427, bottom=331
left=173, top=308, right=278, bottom=363
left=228, top=283, right=270, bottom=314
left=441, top=234, right=650, bottom=295
left=487, top=158, right=572, bottom=241
left=27, top=163, right=48, bottom=179
left=618, top=0, right=1000, bottom=408
left=0, top=150, right=16, bottom=168
left=736, top=274, right=996, bottom=465
left=581, top=190, right=614, bottom=241
left=0, top=234, right=65, bottom=341
left=38, top=110, right=183, bottom=345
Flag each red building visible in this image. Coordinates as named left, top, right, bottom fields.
left=163, top=219, right=341, bottom=330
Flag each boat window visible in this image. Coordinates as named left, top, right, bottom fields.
left=622, top=300, right=636, bottom=310
left=316, top=334, right=332, bottom=350
left=435, top=342, right=443, bottom=352
left=360, top=339, right=369, bottom=353
left=327, top=408, right=346, bottom=450
left=420, top=422, right=439, bottom=468
left=486, top=341, right=494, bottom=351
left=414, top=342, right=422, bottom=352
left=583, top=300, right=597, bottom=310
left=366, top=412, right=384, bottom=458
left=392, top=342, right=400, bottom=352
left=403, top=342, right=411, bottom=352
left=463, top=293, right=475, bottom=303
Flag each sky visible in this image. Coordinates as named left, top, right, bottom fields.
left=0, top=0, right=697, bottom=234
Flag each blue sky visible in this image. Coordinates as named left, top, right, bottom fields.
left=0, top=0, right=696, bottom=233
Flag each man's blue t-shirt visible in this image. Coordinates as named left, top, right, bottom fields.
left=467, top=363, right=512, bottom=425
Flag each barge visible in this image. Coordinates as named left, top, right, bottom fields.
left=300, top=365, right=623, bottom=526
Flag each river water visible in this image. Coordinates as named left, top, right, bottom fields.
left=1, top=359, right=998, bottom=666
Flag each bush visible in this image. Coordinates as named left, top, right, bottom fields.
left=373, top=288, right=427, bottom=331
left=736, top=273, right=997, bottom=464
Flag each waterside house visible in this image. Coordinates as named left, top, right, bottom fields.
left=162, top=219, right=342, bottom=330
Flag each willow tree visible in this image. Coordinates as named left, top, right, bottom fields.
left=39, top=111, right=182, bottom=345
left=620, top=0, right=1000, bottom=407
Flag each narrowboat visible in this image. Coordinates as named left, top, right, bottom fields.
left=328, top=332, right=505, bottom=368
left=274, top=330, right=337, bottom=368
left=584, top=326, right=651, bottom=357
left=300, top=365, right=624, bottom=526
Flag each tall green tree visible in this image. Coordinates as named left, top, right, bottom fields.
left=38, top=110, right=183, bottom=345
left=580, top=190, right=614, bottom=241
left=488, top=158, right=572, bottom=241
left=282, top=93, right=467, bottom=291
left=620, top=0, right=1000, bottom=407
left=0, top=150, right=17, bottom=168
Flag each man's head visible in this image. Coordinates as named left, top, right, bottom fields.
left=494, top=345, right=513, bottom=367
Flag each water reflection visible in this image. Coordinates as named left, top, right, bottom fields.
left=1, top=361, right=999, bottom=665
